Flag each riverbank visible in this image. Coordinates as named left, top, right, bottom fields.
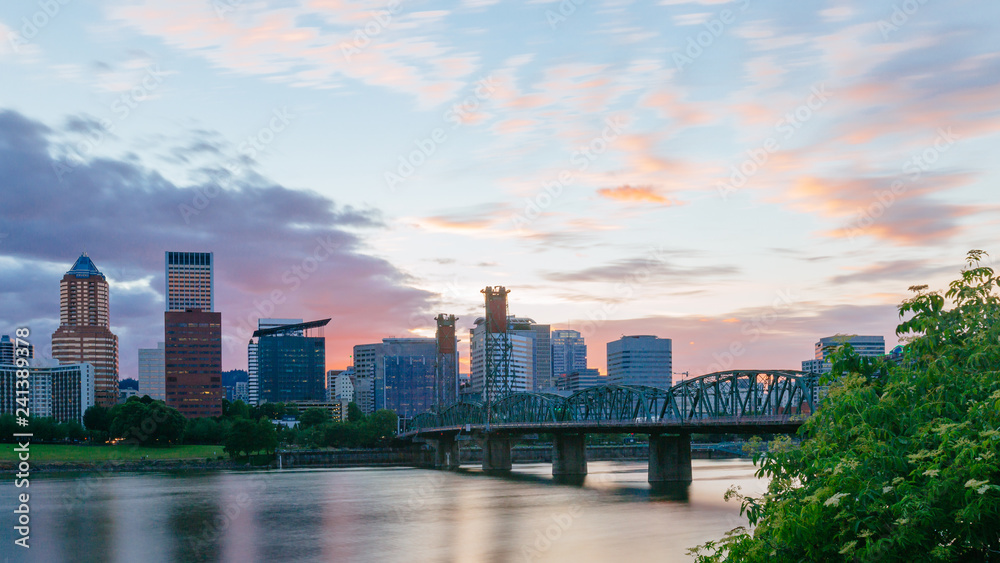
left=0, top=443, right=267, bottom=473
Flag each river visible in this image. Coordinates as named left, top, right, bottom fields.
left=2, top=459, right=765, bottom=562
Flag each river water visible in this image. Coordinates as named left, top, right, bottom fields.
left=2, top=460, right=765, bottom=562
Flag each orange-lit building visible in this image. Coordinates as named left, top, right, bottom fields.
left=51, top=253, right=119, bottom=408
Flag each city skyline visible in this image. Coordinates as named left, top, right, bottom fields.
left=0, top=245, right=946, bottom=381
left=2, top=1, right=999, bottom=382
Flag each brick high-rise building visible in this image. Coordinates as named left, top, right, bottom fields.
left=51, top=253, right=119, bottom=408
left=165, top=309, right=222, bottom=417
left=164, top=251, right=222, bottom=417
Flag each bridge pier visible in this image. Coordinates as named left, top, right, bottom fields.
left=482, top=435, right=513, bottom=472
left=648, top=433, right=692, bottom=484
left=552, top=433, right=587, bottom=477
left=429, top=436, right=460, bottom=470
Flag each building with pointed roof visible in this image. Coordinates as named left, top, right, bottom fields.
left=51, top=252, right=119, bottom=408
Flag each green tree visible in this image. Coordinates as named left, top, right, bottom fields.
left=258, top=402, right=284, bottom=420
left=0, top=414, right=16, bottom=442
left=299, top=407, right=330, bottom=430
left=362, top=409, right=398, bottom=446
left=224, top=419, right=257, bottom=459
left=109, top=400, right=185, bottom=446
left=84, top=404, right=111, bottom=431
left=347, top=402, right=365, bottom=423
left=65, top=420, right=87, bottom=442
left=83, top=405, right=112, bottom=441
left=227, top=400, right=250, bottom=420
left=183, top=417, right=222, bottom=444
left=693, top=251, right=1000, bottom=562
left=253, top=418, right=278, bottom=454
left=28, top=417, right=65, bottom=442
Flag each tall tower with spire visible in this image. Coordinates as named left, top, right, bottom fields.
left=51, top=252, right=120, bottom=408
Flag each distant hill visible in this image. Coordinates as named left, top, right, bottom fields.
left=222, top=369, right=248, bottom=388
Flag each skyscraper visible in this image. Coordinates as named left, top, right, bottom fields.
left=165, top=251, right=214, bottom=312
left=51, top=253, right=120, bottom=407
left=520, top=321, right=551, bottom=392
left=376, top=338, right=437, bottom=418
left=138, top=342, right=165, bottom=401
left=164, top=251, right=221, bottom=418
left=253, top=319, right=328, bottom=403
left=607, top=335, right=673, bottom=388
left=165, top=309, right=222, bottom=417
left=352, top=343, right=381, bottom=414
left=248, top=318, right=302, bottom=405
left=551, top=329, right=587, bottom=379
left=469, top=318, right=533, bottom=398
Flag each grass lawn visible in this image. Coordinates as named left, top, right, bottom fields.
left=0, top=443, right=224, bottom=463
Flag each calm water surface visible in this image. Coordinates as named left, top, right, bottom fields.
left=2, top=460, right=765, bottom=563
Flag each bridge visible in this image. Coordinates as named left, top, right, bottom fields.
left=400, top=370, right=814, bottom=484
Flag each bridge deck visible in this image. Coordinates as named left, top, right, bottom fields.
left=400, top=415, right=805, bottom=439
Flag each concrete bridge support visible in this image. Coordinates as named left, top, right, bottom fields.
left=482, top=436, right=513, bottom=472
left=648, top=433, right=692, bottom=484
left=429, top=436, right=460, bottom=470
left=552, top=433, right=588, bottom=477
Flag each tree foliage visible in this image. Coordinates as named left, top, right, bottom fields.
left=693, top=251, right=1000, bottom=562
left=109, top=400, right=186, bottom=446
left=295, top=409, right=398, bottom=449
left=223, top=418, right=277, bottom=459
left=83, top=405, right=112, bottom=433
left=299, top=407, right=331, bottom=429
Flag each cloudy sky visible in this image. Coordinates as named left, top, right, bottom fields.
left=1, top=0, right=998, bottom=381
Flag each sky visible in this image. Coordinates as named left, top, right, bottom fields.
left=1, top=0, right=999, bottom=381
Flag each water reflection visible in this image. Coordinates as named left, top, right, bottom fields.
left=2, top=460, right=765, bottom=563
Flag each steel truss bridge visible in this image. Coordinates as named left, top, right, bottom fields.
left=400, top=370, right=815, bottom=483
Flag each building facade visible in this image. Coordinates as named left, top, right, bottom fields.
left=165, top=251, right=214, bottom=312
left=469, top=315, right=551, bottom=398
left=138, top=342, right=165, bottom=401
left=233, top=381, right=249, bottom=403
left=248, top=318, right=302, bottom=406
left=164, top=309, right=223, bottom=417
left=352, top=343, right=381, bottom=415
left=376, top=338, right=437, bottom=419
left=254, top=319, right=328, bottom=404
left=0, top=335, right=33, bottom=365
left=51, top=253, right=119, bottom=408
left=554, top=368, right=603, bottom=394
left=607, top=335, right=673, bottom=388
left=327, top=369, right=355, bottom=403
left=801, top=335, right=888, bottom=375
left=163, top=251, right=222, bottom=417
left=551, top=329, right=587, bottom=380
left=0, top=359, right=94, bottom=423
left=469, top=319, right=533, bottom=399
left=286, top=400, right=350, bottom=423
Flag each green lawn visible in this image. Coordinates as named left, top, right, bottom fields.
left=1, top=443, right=224, bottom=463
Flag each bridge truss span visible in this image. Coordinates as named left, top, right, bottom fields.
left=403, top=369, right=814, bottom=436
